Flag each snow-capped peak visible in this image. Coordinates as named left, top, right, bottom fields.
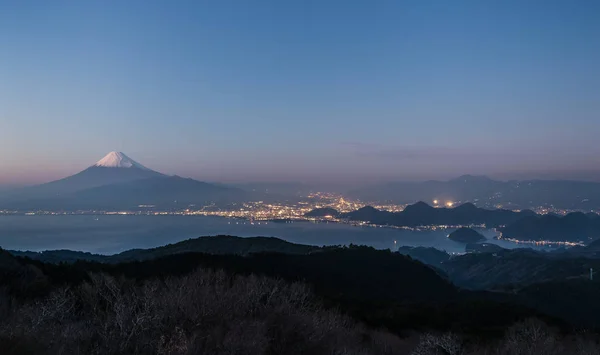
left=92, top=151, right=150, bottom=170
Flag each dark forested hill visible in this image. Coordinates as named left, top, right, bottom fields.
left=441, top=249, right=600, bottom=290
left=305, top=207, right=340, bottom=217
left=448, top=227, right=486, bottom=243
left=396, top=246, right=451, bottom=266
left=8, top=245, right=563, bottom=335
left=7, top=236, right=600, bottom=334
left=338, top=202, right=600, bottom=242
left=4, top=247, right=598, bottom=354
left=500, top=212, right=600, bottom=242
left=340, top=202, right=535, bottom=228
left=11, top=235, right=318, bottom=263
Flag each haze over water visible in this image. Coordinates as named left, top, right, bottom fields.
left=0, top=214, right=541, bottom=255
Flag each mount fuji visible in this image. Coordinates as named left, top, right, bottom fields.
left=1, top=152, right=246, bottom=209
left=92, top=151, right=154, bottom=170
left=13, top=152, right=164, bottom=199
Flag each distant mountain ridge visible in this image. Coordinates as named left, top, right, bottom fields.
left=334, top=202, right=600, bottom=242
left=339, top=202, right=536, bottom=228
left=349, top=174, right=600, bottom=210
left=0, top=152, right=246, bottom=210
left=2, top=152, right=164, bottom=200
left=304, top=207, right=340, bottom=217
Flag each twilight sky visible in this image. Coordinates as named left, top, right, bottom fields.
left=1, top=0, right=599, bottom=185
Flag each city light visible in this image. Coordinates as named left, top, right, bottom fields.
left=0, top=193, right=587, bottom=249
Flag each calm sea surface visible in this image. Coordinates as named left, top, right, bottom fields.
left=0, top=215, right=545, bottom=255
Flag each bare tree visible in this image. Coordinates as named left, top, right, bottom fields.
left=411, top=332, right=464, bottom=355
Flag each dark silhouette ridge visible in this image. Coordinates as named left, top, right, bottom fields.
left=304, top=207, right=340, bottom=217
left=465, top=243, right=505, bottom=253
left=341, top=202, right=534, bottom=228
left=349, top=176, right=600, bottom=210
left=335, top=202, right=600, bottom=242
left=448, top=227, right=486, bottom=243
left=10, top=235, right=318, bottom=264
left=500, top=212, right=600, bottom=242
left=341, top=206, right=392, bottom=223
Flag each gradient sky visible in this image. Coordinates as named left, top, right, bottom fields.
left=1, top=0, right=599, bottom=185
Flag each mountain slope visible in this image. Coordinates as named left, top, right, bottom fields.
left=500, top=212, right=600, bottom=242
left=92, top=151, right=152, bottom=169
left=70, top=175, right=245, bottom=208
left=39, top=166, right=163, bottom=194
left=36, top=151, right=164, bottom=194
left=341, top=202, right=535, bottom=228
left=1, top=152, right=164, bottom=205
left=348, top=175, right=600, bottom=210
left=0, top=152, right=249, bottom=210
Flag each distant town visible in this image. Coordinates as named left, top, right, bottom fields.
left=0, top=192, right=587, bottom=247
left=0, top=191, right=579, bottom=219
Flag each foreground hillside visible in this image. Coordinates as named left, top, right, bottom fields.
left=2, top=248, right=600, bottom=354
left=442, top=248, right=600, bottom=289
left=1, top=268, right=409, bottom=355
left=11, top=236, right=600, bottom=329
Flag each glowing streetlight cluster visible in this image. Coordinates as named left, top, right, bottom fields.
left=432, top=199, right=454, bottom=208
